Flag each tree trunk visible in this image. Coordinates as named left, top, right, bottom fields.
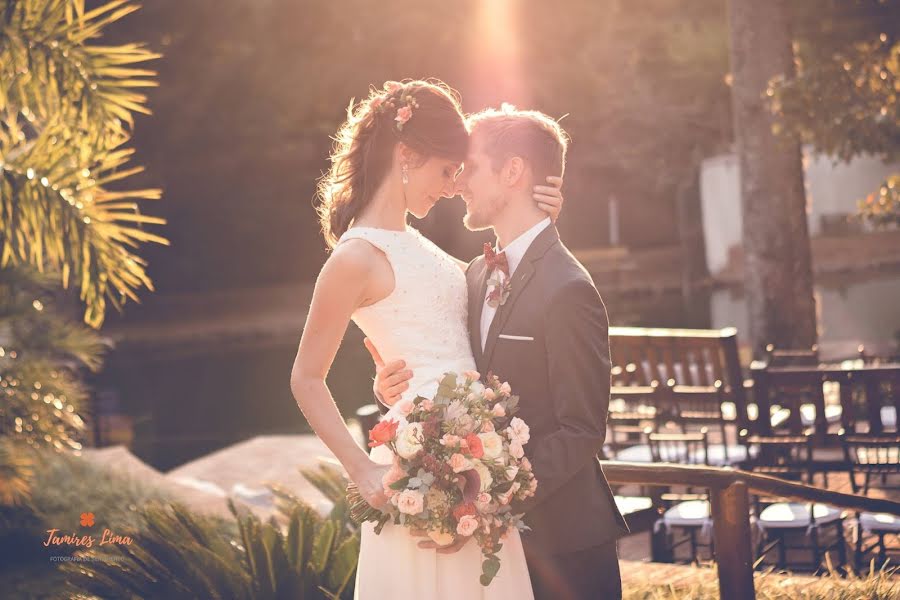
left=727, top=0, right=817, bottom=358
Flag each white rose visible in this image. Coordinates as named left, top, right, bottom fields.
left=469, top=381, right=485, bottom=395
left=446, top=400, right=466, bottom=421
left=396, top=489, right=424, bottom=515
left=509, top=440, right=524, bottom=459
left=457, top=414, right=475, bottom=435
left=449, top=453, right=473, bottom=473
left=471, top=460, right=493, bottom=492
left=478, top=432, right=504, bottom=460
left=395, top=422, right=424, bottom=459
left=505, top=465, right=519, bottom=480
left=506, top=417, right=530, bottom=445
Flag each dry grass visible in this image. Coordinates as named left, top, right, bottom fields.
left=622, top=559, right=898, bottom=599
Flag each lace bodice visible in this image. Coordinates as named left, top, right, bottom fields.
left=336, top=225, right=476, bottom=421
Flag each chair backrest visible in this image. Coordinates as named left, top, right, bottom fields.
left=765, top=344, right=819, bottom=367
left=665, top=383, right=725, bottom=425
left=609, top=327, right=748, bottom=430
left=740, top=432, right=814, bottom=483
left=609, top=327, right=742, bottom=388
left=649, top=429, right=710, bottom=465
left=841, top=432, right=900, bottom=494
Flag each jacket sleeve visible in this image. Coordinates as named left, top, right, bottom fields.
left=515, top=278, right=611, bottom=513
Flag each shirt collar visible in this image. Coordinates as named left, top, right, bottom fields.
left=495, top=217, right=552, bottom=277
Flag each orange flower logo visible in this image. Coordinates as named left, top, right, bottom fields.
left=80, top=512, right=95, bottom=527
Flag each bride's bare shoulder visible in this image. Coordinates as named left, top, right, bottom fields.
left=322, top=238, right=383, bottom=277
left=319, top=238, right=394, bottom=304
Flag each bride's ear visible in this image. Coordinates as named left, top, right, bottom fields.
left=396, top=142, right=425, bottom=170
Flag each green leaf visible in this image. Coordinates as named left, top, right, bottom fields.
left=308, top=519, right=336, bottom=577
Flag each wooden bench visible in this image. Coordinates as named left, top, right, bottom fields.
left=609, top=326, right=749, bottom=432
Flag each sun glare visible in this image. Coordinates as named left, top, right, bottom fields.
left=465, top=0, right=529, bottom=109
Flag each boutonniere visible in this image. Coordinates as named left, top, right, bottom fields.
left=485, top=274, right=512, bottom=308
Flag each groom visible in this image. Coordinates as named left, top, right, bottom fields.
left=369, top=105, right=629, bottom=599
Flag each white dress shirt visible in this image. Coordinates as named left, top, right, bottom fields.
left=480, top=217, right=552, bottom=351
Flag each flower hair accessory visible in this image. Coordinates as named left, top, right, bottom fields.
left=372, top=82, right=420, bottom=132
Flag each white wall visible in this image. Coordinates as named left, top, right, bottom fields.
left=700, top=148, right=899, bottom=275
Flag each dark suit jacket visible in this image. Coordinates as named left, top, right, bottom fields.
left=467, top=224, right=629, bottom=555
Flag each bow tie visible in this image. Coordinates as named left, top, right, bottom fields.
left=483, top=243, right=509, bottom=277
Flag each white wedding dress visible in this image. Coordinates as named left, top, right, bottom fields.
left=336, top=225, right=534, bottom=600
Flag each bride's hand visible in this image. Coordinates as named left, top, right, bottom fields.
left=534, top=175, right=564, bottom=222
left=353, top=461, right=392, bottom=511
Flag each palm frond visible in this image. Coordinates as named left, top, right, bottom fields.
left=0, top=0, right=167, bottom=328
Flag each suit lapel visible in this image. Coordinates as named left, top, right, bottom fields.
left=481, top=224, right=561, bottom=370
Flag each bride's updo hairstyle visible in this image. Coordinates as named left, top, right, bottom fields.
left=316, top=79, right=469, bottom=248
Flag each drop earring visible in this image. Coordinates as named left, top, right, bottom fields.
left=401, top=164, right=409, bottom=185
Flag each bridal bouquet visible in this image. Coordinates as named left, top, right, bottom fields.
left=347, top=371, right=538, bottom=586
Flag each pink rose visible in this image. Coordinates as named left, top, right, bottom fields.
left=483, top=388, right=497, bottom=401
left=456, top=514, right=479, bottom=537
left=396, top=489, right=424, bottom=515
left=440, top=433, right=461, bottom=447
left=499, top=382, right=512, bottom=396
left=520, top=457, right=532, bottom=471
left=449, top=453, right=473, bottom=473
left=481, top=420, right=495, bottom=433
left=396, top=399, right=414, bottom=417
left=395, top=106, right=412, bottom=125
left=463, top=370, right=481, bottom=381
left=509, top=440, right=524, bottom=459
left=382, top=463, right=407, bottom=491
left=491, top=404, right=506, bottom=418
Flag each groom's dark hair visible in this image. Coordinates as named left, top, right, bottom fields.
left=466, top=104, right=569, bottom=184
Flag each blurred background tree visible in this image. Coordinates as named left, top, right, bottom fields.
left=0, top=0, right=166, bottom=502
left=770, top=0, right=899, bottom=228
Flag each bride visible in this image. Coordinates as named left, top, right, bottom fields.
left=289, top=79, right=563, bottom=599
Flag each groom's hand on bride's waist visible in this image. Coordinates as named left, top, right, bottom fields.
left=365, top=337, right=413, bottom=407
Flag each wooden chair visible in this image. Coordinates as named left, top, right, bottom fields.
left=841, top=431, right=900, bottom=570
left=656, top=382, right=750, bottom=466
left=649, top=429, right=715, bottom=563
left=605, top=384, right=660, bottom=463
left=609, top=327, right=749, bottom=432
left=744, top=431, right=847, bottom=572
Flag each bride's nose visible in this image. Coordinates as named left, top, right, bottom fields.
left=439, top=180, right=458, bottom=199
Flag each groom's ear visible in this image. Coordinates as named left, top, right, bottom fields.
left=501, top=156, right=527, bottom=188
